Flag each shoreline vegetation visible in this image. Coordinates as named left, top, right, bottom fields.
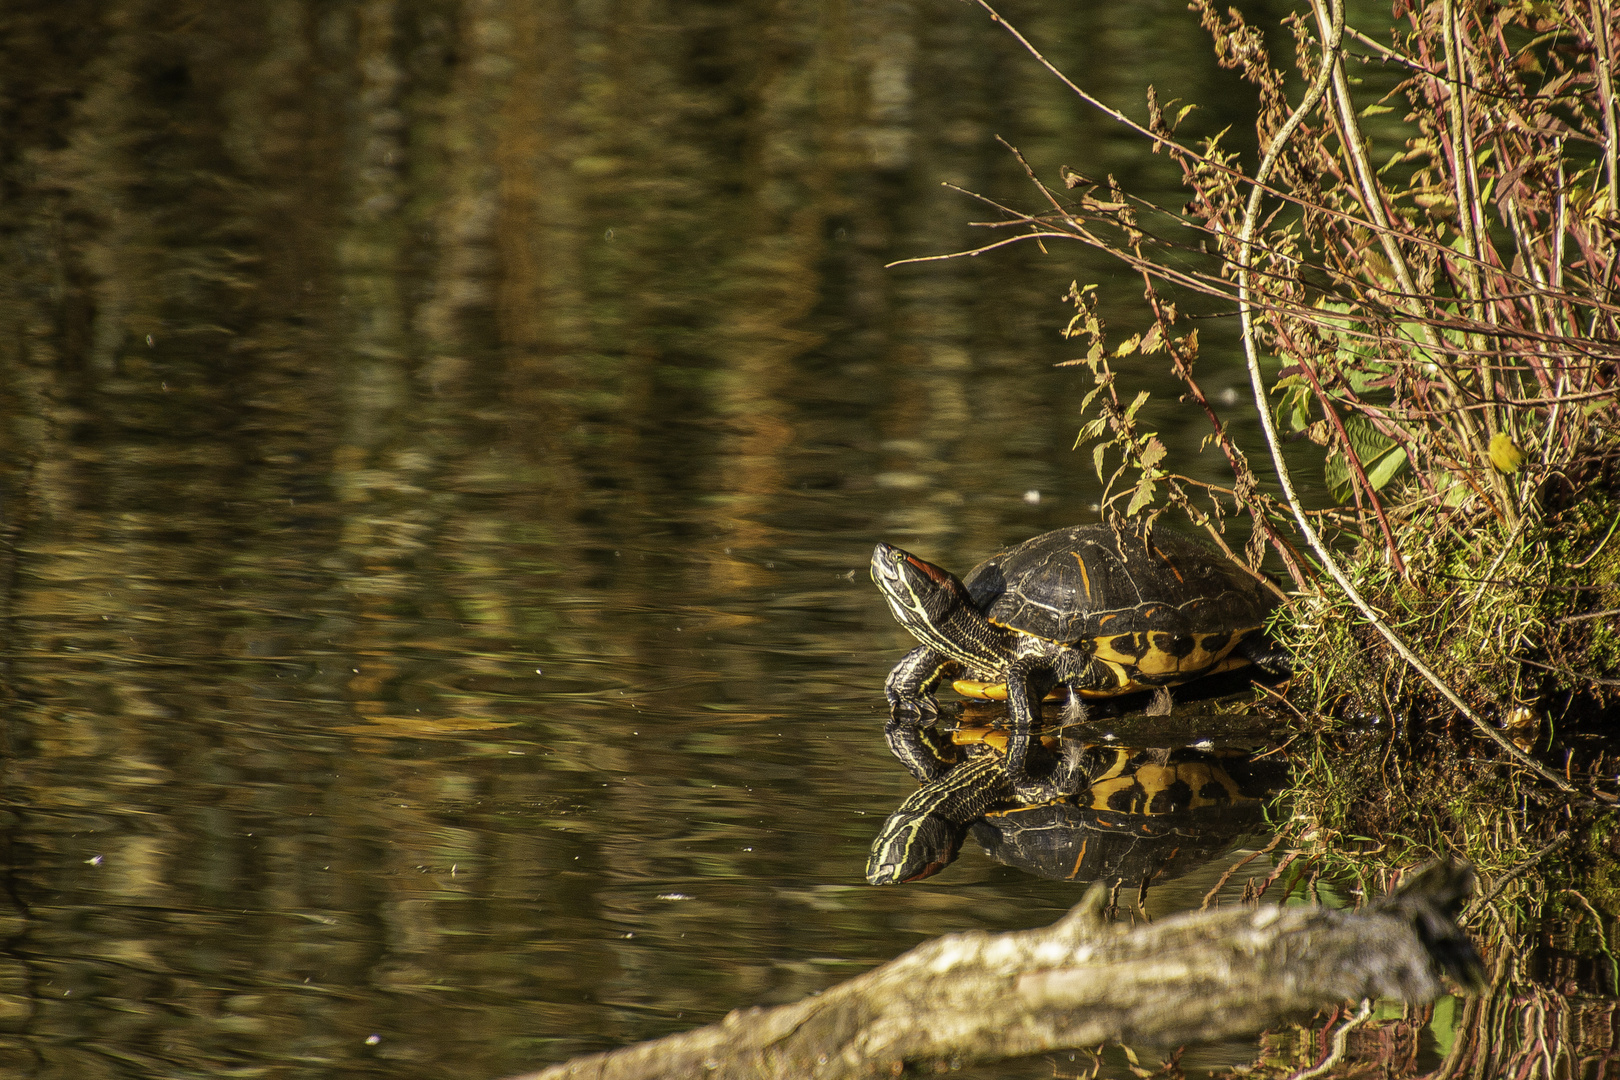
left=920, top=0, right=1620, bottom=1072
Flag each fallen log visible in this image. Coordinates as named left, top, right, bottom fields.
left=508, top=861, right=1483, bottom=1080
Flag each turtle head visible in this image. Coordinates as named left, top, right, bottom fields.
left=871, top=542, right=973, bottom=647
left=866, top=806, right=968, bottom=885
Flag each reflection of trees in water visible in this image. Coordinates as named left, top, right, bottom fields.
left=1247, top=978, right=1620, bottom=1078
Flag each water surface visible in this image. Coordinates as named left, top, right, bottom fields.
left=0, top=2, right=1303, bottom=1076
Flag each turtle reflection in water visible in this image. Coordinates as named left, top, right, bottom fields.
left=871, top=524, right=1289, bottom=803
left=866, top=729, right=1288, bottom=886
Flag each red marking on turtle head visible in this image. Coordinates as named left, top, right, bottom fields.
left=902, top=858, right=950, bottom=882
left=905, top=555, right=954, bottom=587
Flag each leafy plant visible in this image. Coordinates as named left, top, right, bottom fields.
left=911, top=0, right=1620, bottom=795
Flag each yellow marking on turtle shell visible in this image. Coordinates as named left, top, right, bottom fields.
left=1072, top=551, right=1092, bottom=601
left=1086, top=774, right=1144, bottom=811
left=1134, top=638, right=1183, bottom=677
left=1090, top=762, right=1258, bottom=814
left=1088, top=748, right=1132, bottom=784
left=1154, top=547, right=1185, bottom=584
left=969, top=746, right=1262, bottom=825
left=1090, top=627, right=1261, bottom=686
left=1068, top=837, right=1089, bottom=879
left=951, top=679, right=1067, bottom=702
left=1180, top=632, right=1231, bottom=671
left=954, top=630, right=1265, bottom=703
left=1089, top=654, right=1257, bottom=695
left=1175, top=763, right=1246, bottom=806
left=1093, top=633, right=1144, bottom=665
left=950, top=726, right=1063, bottom=752
left=1206, top=654, right=1256, bottom=677
left=1134, top=763, right=1173, bottom=790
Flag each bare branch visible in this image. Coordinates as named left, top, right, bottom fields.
left=507, top=865, right=1483, bottom=1080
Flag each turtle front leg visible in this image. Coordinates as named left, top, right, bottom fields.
left=884, top=645, right=958, bottom=781
left=1238, top=632, right=1293, bottom=676
left=1003, top=656, right=1070, bottom=802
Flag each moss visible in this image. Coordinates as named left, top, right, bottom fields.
left=1273, top=479, right=1620, bottom=899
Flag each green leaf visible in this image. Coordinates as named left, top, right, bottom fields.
left=1126, top=479, right=1157, bottom=516
left=1313, top=299, right=1355, bottom=331
left=1323, top=417, right=1408, bottom=502
left=1340, top=360, right=1394, bottom=394
left=1273, top=382, right=1314, bottom=432
left=1324, top=451, right=1352, bottom=503
left=1365, top=443, right=1409, bottom=490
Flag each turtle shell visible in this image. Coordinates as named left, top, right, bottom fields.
left=967, top=743, right=1288, bottom=884
left=960, top=524, right=1277, bottom=683
left=967, top=801, right=1263, bottom=885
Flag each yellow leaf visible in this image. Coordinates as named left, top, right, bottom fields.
left=1488, top=433, right=1525, bottom=473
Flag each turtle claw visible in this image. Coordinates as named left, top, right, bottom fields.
left=888, top=695, right=939, bottom=728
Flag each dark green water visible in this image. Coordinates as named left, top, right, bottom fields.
left=0, top=2, right=1314, bottom=1077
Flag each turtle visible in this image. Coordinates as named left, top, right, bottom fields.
left=871, top=524, right=1289, bottom=800
left=865, top=732, right=1286, bottom=885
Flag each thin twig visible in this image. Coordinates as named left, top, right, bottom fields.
left=966, top=0, right=1620, bottom=321
left=1461, top=831, right=1569, bottom=921
left=1202, top=833, right=1289, bottom=910
left=1559, top=607, right=1620, bottom=623
left=1518, top=656, right=1620, bottom=687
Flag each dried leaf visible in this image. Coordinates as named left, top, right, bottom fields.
left=1060, top=166, right=1096, bottom=189
left=1140, top=323, right=1165, bottom=354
